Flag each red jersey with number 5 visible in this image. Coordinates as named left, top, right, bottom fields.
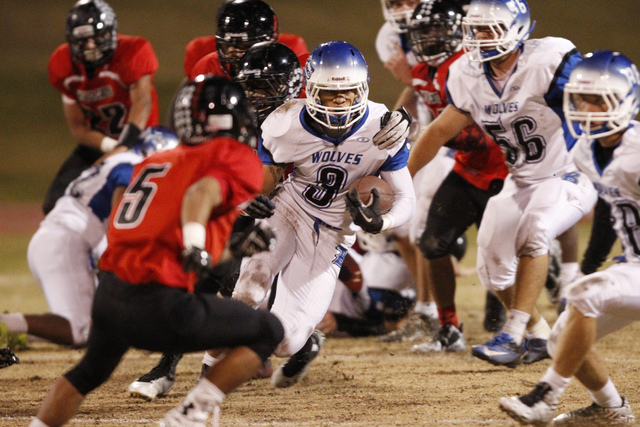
left=48, top=34, right=160, bottom=139
left=412, top=51, right=507, bottom=191
left=99, top=138, right=263, bottom=291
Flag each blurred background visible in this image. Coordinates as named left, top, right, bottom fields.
left=1, top=0, right=639, bottom=203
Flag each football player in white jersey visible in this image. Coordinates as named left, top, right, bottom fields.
left=499, top=50, right=639, bottom=426
left=0, top=127, right=178, bottom=347
left=407, top=0, right=597, bottom=367
left=227, top=41, right=416, bottom=388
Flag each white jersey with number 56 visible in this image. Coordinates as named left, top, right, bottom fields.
left=446, top=37, right=582, bottom=184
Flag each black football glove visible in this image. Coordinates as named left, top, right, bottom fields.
left=373, top=106, right=412, bottom=150
left=345, top=188, right=384, bottom=234
left=243, top=195, right=276, bottom=219
left=0, top=347, right=19, bottom=369
left=182, top=247, right=214, bottom=279
left=229, top=223, right=276, bottom=258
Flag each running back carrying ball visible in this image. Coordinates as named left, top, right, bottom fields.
left=348, top=176, right=394, bottom=214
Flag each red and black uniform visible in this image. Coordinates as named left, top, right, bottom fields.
left=44, top=35, right=160, bottom=214
left=183, top=33, right=308, bottom=78
left=64, top=138, right=284, bottom=396
left=411, top=51, right=508, bottom=259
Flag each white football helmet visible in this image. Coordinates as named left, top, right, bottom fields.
left=564, top=50, right=640, bottom=140
left=380, top=0, right=419, bottom=33
left=462, top=0, right=535, bottom=63
left=304, top=41, right=369, bottom=132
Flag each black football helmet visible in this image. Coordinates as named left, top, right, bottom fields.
left=408, top=0, right=466, bottom=65
left=215, top=0, right=279, bottom=76
left=66, top=0, right=118, bottom=67
left=172, top=75, right=259, bottom=148
left=234, top=42, right=303, bottom=125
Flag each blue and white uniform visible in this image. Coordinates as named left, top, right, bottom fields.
left=27, top=152, right=142, bottom=345
left=446, top=38, right=597, bottom=291
left=549, top=122, right=640, bottom=356
left=233, top=99, right=416, bottom=356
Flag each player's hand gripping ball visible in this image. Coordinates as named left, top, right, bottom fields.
left=345, top=176, right=393, bottom=234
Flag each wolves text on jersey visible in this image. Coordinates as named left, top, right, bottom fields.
left=311, top=151, right=363, bottom=165
left=484, top=101, right=519, bottom=115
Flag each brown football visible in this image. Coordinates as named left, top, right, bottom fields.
left=348, top=175, right=394, bottom=214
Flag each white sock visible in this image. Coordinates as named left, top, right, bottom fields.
left=0, top=313, right=28, bottom=333
left=28, top=418, right=49, bottom=427
left=202, top=351, right=225, bottom=368
left=414, top=301, right=438, bottom=319
left=588, top=378, right=623, bottom=408
left=526, top=317, right=551, bottom=340
left=541, top=367, right=572, bottom=397
left=559, top=262, right=579, bottom=284
left=500, top=309, right=530, bottom=345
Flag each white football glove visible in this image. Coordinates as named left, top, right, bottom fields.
left=372, top=107, right=412, bottom=150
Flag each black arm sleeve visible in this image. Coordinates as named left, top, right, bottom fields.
left=580, top=197, right=618, bottom=275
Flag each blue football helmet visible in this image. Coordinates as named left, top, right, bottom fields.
left=462, top=0, right=534, bottom=63
left=564, top=51, right=640, bottom=139
left=132, top=126, right=179, bottom=157
left=304, top=41, right=370, bottom=132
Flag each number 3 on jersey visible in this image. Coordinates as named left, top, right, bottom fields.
left=113, top=164, right=171, bottom=229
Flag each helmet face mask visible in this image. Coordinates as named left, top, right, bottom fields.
left=304, top=41, right=370, bottom=134
left=409, top=0, right=464, bottom=65
left=173, top=76, right=259, bottom=148
left=563, top=51, right=640, bottom=140
left=234, top=42, right=303, bottom=124
left=66, top=0, right=118, bottom=67
left=215, top=0, right=278, bottom=76
left=462, top=0, right=533, bottom=63
left=380, top=0, right=420, bottom=33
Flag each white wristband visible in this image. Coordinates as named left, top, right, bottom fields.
left=182, top=221, right=206, bottom=250
left=100, top=136, right=119, bottom=153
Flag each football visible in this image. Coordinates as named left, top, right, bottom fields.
left=348, top=175, right=394, bottom=214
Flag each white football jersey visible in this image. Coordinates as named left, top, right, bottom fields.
left=375, top=22, right=417, bottom=66
left=260, top=99, right=410, bottom=229
left=447, top=37, right=581, bottom=183
left=42, top=151, right=142, bottom=245
left=574, top=122, right=640, bottom=263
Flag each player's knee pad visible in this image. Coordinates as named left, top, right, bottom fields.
left=248, top=311, right=285, bottom=361
left=515, top=211, right=552, bottom=258
left=233, top=262, right=273, bottom=308
left=70, top=318, right=91, bottom=347
left=419, top=232, right=452, bottom=260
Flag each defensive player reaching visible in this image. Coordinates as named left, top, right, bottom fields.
left=126, top=41, right=304, bottom=401
left=202, top=41, right=416, bottom=389
left=408, top=0, right=597, bottom=367
left=0, top=127, right=178, bottom=348
left=499, top=50, right=639, bottom=426
left=44, top=0, right=159, bottom=214
left=404, top=0, right=508, bottom=354
left=29, top=76, right=283, bottom=427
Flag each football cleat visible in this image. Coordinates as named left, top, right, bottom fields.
left=412, top=324, right=466, bottom=353
left=128, top=353, right=183, bottom=401
left=271, top=330, right=324, bottom=388
left=499, top=382, right=558, bottom=425
left=483, top=292, right=506, bottom=333
left=553, top=397, right=635, bottom=425
left=378, top=313, right=439, bottom=343
left=521, top=338, right=550, bottom=365
left=0, top=347, right=19, bottom=369
left=471, top=332, right=523, bottom=368
left=160, top=396, right=220, bottom=427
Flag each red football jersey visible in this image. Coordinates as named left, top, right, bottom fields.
left=183, top=33, right=308, bottom=77
left=412, top=52, right=507, bottom=190
left=48, top=35, right=160, bottom=138
left=100, top=138, right=264, bottom=291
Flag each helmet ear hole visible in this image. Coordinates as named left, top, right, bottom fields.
left=173, top=76, right=259, bottom=148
